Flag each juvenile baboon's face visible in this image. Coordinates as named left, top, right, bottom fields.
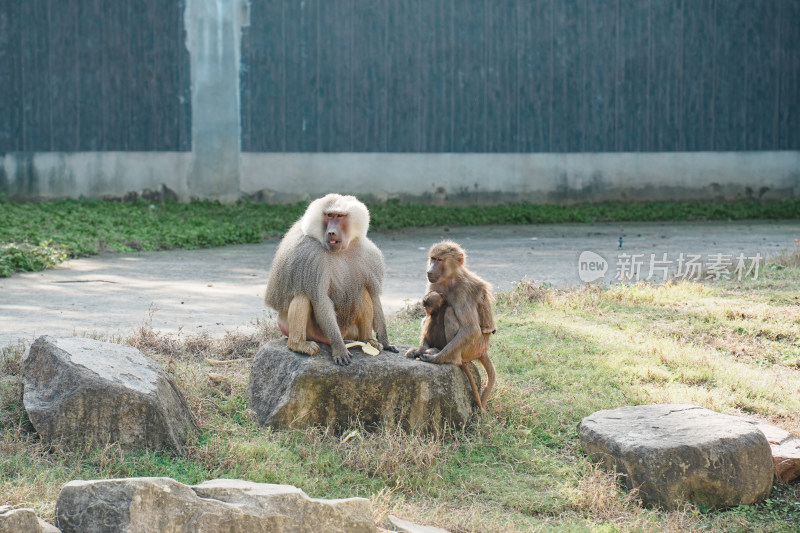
left=323, top=210, right=350, bottom=252
left=422, top=291, right=445, bottom=314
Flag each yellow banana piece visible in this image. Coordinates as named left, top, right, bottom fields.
left=345, top=341, right=380, bottom=356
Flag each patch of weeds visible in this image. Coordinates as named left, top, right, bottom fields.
left=495, top=278, right=556, bottom=310
left=337, top=423, right=459, bottom=484
left=392, top=299, right=425, bottom=322
left=0, top=241, right=69, bottom=276
left=720, top=483, right=800, bottom=532
left=127, top=312, right=281, bottom=362
left=770, top=244, right=800, bottom=269
left=0, top=343, right=30, bottom=431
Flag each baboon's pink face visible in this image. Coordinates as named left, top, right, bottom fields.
left=323, top=211, right=349, bottom=252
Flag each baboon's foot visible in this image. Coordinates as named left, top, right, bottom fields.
left=405, top=347, right=420, bottom=359
left=287, top=339, right=320, bottom=356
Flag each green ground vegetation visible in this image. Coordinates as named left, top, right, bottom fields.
left=2, top=198, right=799, bottom=276
left=2, top=255, right=799, bottom=531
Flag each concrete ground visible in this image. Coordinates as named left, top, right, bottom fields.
left=1, top=221, right=798, bottom=348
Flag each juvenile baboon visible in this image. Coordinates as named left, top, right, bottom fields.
left=405, top=241, right=497, bottom=408
left=415, top=291, right=453, bottom=355
left=410, top=290, right=484, bottom=408
left=264, top=194, right=397, bottom=365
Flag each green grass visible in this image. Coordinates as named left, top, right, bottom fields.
left=2, top=198, right=799, bottom=276
left=2, top=268, right=800, bottom=531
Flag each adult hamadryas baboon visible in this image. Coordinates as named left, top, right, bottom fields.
left=265, top=194, right=397, bottom=365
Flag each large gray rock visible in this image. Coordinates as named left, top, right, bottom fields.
left=579, top=404, right=774, bottom=510
left=0, top=506, right=60, bottom=533
left=247, top=340, right=480, bottom=432
left=22, top=336, right=196, bottom=451
left=55, top=477, right=376, bottom=533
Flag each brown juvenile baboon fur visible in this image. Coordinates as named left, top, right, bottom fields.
left=405, top=241, right=497, bottom=408
left=418, top=291, right=451, bottom=354
left=411, top=290, right=483, bottom=409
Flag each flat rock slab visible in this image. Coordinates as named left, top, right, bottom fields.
left=22, top=336, right=196, bottom=451
left=247, top=339, right=479, bottom=432
left=767, top=436, right=800, bottom=483
left=744, top=419, right=800, bottom=483
left=0, top=506, right=59, bottom=533
left=56, top=477, right=375, bottom=533
left=386, top=515, right=452, bottom=533
left=579, top=404, right=774, bottom=510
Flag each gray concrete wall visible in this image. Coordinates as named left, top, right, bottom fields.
left=240, top=151, right=800, bottom=205
left=3, top=150, right=798, bottom=204
left=1, top=152, right=192, bottom=201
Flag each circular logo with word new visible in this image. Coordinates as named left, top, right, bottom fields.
left=578, top=251, right=608, bottom=283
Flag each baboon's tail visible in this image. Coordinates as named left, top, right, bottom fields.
left=461, top=363, right=483, bottom=410
left=479, top=354, right=496, bottom=408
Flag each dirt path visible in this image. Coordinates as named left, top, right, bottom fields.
left=2, top=221, right=797, bottom=348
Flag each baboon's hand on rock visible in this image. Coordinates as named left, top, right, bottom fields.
left=332, top=347, right=353, bottom=366
left=382, top=343, right=399, bottom=353
left=375, top=334, right=398, bottom=353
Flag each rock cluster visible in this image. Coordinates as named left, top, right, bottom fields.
left=13, top=336, right=463, bottom=532
left=579, top=404, right=774, bottom=510
left=247, top=339, right=480, bottom=432
left=18, top=334, right=797, bottom=528
left=2, top=478, right=452, bottom=533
